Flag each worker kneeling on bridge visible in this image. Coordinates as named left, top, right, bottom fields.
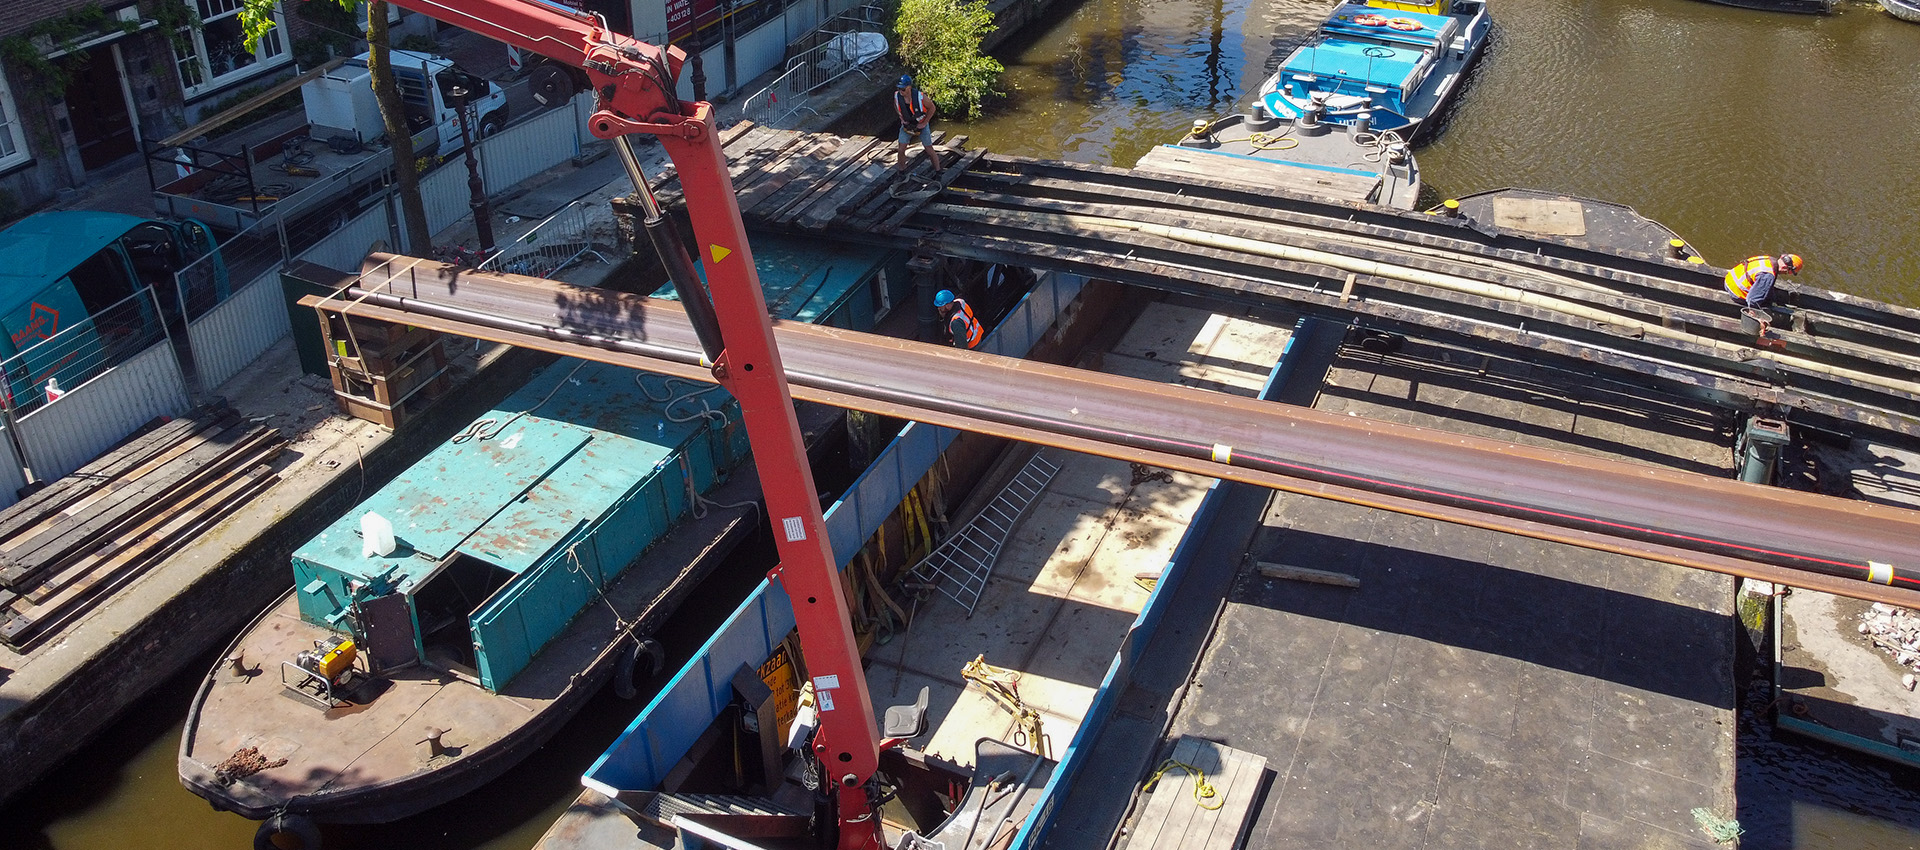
left=1726, top=252, right=1802, bottom=309
left=937, top=289, right=982, bottom=349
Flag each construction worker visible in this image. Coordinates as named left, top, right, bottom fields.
left=936, top=289, right=982, bottom=349
left=1725, top=253, right=1803, bottom=309
left=894, top=75, right=939, bottom=174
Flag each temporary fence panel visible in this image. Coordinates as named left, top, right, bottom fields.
left=15, top=340, right=190, bottom=485
left=0, top=423, right=27, bottom=510
left=294, top=202, right=392, bottom=275
left=478, top=93, right=589, bottom=192
left=187, top=269, right=293, bottom=390
left=416, top=165, right=473, bottom=244
left=479, top=199, right=614, bottom=279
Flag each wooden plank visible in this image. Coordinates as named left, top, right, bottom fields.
left=1187, top=743, right=1249, bottom=850
left=22, top=440, right=283, bottom=604
left=0, top=407, right=236, bottom=541
left=1135, top=146, right=1384, bottom=203
left=1256, top=561, right=1360, bottom=588
left=871, top=147, right=988, bottom=234
left=158, top=57, right=346, bottom=148
left=1130, top=736, right=1204, bottom=850
left=741, top=135, right=848, bottom=219
left=1129, top=738, right=1266, bottom=850
left=717, top=119, right=760, bottom=149
left=10, top=465, right=274, bottom=621
left=796, top=145, right=896, bottom=231
left=726, top=130, right=812, bottom=191
left=3, top=468, right=277, bottom=646
left=736, top=136, right=843, bottom=216
left=0, top=418, right=234, bottom=573
left=0, top=425, right=275, bottom=587
left=842, top=129, right=950, bottom=227
left=1197, top=749, right=1267, bottom=850
left=765, top=138, right=881, bottom=226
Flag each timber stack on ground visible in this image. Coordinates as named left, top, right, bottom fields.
left=0, top=403, right=286, bottom=647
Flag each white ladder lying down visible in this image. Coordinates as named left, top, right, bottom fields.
left=911, top=453, right=1061, bottom=615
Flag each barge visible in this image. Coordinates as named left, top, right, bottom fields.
left=180, top=233, right=909, bottom=845
left=1254, top=0, right=1490, bottom=143
left=179, top=357, right=752, bottom=834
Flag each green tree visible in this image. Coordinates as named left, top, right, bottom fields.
left=892, top=0, right=1003, bottom=118
left=241, top=0, right=431, bottom=251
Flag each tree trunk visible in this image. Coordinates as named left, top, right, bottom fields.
left=367, top=1, right=432, bottom=251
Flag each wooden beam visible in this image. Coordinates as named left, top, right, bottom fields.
left=159, top=57, right=347, bottom=148
left=1255, top=560, right=1360, bottom=588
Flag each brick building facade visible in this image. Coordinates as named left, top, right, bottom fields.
left=0, top=0, right=322, bottom=216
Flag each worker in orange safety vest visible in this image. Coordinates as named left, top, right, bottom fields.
left=1725, top=253, right=1802, bottom=308
left=935, top=289, right=982, bottom=349
left=893, top=75, right=940, bottom=174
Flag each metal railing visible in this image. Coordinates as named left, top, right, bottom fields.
left=0, top=287, right=191, bottom=497
left=742, top=5, right=889, bottom=129
left=479, top=199, right=616, bottom=279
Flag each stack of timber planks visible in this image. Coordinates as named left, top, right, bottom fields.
left=0, top=403, right=286, bottom=648
left=650, top=122, right=983, bottom=235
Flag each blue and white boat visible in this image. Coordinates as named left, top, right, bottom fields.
left=1259, top=0, right=1491, bottom=142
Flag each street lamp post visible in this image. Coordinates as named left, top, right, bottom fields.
left=448, top=84, right=495, bottom=253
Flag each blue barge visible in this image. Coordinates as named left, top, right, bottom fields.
left=1259, top=0, right=1490, bottom=141
left=179, top=234, right=907, bottom=839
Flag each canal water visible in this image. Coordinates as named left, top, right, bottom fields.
left=6, top=0, right=1919, bottom=847
left=942, top=0, right=1920, bottom=307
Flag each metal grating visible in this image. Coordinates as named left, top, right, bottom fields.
left=911, top=453, right=1060, bottom=615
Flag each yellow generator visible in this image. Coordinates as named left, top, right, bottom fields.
left=283, top=635, right=360, bottom=707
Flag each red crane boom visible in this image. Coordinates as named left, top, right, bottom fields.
left=373, top=1, right=884, bottom=845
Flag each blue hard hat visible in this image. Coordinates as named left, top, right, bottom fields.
left=934, top=289, right=955, bottom=307
left=898, top=74, right=914, bottom=89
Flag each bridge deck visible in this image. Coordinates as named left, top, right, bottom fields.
left=675, top=125, right=1920, bottom=443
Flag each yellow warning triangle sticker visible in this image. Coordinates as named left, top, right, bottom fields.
left=709, top=244, right=732, bottom=264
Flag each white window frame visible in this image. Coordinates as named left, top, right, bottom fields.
left=0, top=69, right=27, bottom=171
left=175, top=0, right=293, bottom=98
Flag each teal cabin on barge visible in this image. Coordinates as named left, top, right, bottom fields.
left=179, top=232, right=910, bottom=838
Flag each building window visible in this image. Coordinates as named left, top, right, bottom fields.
left=176, top=0, right=290, bottom=96
left=0, top=69, right=25, bottom=171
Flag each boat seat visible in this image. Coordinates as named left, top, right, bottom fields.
left=883, top=686, right=930, bottom=739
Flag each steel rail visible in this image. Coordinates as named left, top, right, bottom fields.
left=868, top=156, right=1920, bottom=436
left=909, top=224, right=1920, bottom=440
left=317, top=257, right=1920, bottom=606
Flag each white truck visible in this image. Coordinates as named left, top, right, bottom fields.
left=153, top=50, right=510, bottom=232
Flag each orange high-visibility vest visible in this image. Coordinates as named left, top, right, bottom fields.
left=895, top=89, right=931, bottom=129
left=949, top=299, right=982, bottom=349
left=1725, top=255, right=1776, bottom=300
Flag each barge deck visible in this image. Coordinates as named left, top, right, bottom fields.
left=1045, top=318, right=1739, bottom=848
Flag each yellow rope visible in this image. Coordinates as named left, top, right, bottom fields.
left=1247, top=132, right=1300, bottom=151
left=1144, top=760, right=1225, bottom=810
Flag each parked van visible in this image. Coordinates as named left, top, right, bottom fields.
left=0, top=211, right=224, bottom=411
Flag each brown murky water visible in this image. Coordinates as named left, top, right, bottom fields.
left=947, top=0, right=1920, bottom=306
left=6, top=0, right=1919, bottom=847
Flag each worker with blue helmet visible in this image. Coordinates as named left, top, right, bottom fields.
left=894, top=74, right=940, bottom=174
left=935, top=289, right=982, bottom=349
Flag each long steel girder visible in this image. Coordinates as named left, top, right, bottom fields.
left=310, top=256, right=1920, bottom=607
left=817, top=156, right=1920, bottom=442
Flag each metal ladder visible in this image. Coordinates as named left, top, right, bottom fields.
left=911, top=453, right=1061, bottom=615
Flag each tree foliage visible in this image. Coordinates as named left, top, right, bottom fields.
left=892, top=0, right=1003, bottom=118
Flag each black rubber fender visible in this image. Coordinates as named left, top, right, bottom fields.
left=254, top=812, right=322, bottom=850
left=614, top=637, right=666, bottom=699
